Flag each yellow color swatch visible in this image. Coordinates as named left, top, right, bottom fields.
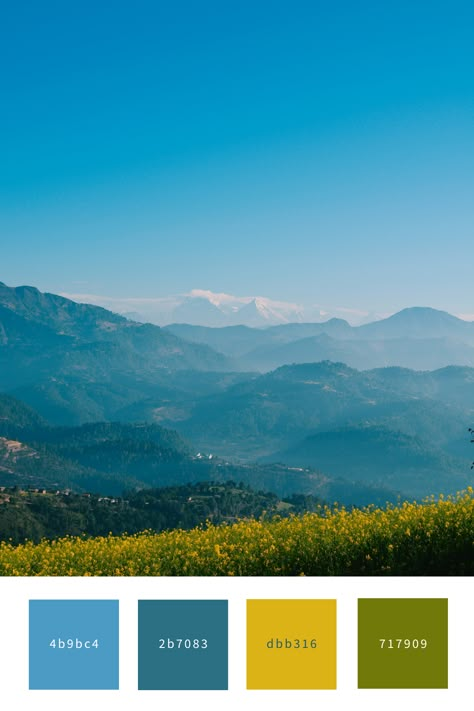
left=247, top=599, right=337, bottom=690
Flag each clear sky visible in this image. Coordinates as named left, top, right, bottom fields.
left=1, top=1, right=473, bottom=315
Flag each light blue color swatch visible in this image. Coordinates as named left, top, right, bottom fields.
left=29, top=599, right=119, bottom=690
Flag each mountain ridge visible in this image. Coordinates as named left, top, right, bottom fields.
left=165, top=307, right=474, bottom=372
left=0, top=282, right=235, bottom=391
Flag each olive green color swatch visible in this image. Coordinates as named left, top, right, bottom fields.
left=358, top=598, right=448, bottom=688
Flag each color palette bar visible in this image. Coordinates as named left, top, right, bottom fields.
left=27, top=596, right=450, bottom=691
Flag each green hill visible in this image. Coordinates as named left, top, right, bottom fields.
left=273, top=425, right=470, bottom=498
left=0, top=282, right=232, bottom=397
left=0, top=481, right=324, bottom=545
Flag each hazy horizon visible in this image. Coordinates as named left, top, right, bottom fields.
left=2, top=279, right=474, bottom=327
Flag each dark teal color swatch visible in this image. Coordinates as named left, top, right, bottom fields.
left=138, top=599, right=228, bottom=690
left=29, top=599, right=119, bottom=690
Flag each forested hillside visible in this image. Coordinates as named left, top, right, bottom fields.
left=0, top=481, right=324, bottom=544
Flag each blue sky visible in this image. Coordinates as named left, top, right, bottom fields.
left=1, top=1, right=473, bottom=316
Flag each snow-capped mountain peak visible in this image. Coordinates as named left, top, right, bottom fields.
left=60, top=288, right=394, bottom=328
left=180, top=290, right=304, bottom=326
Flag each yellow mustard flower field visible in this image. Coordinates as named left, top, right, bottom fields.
left=0, top=489, right=473, bottom=576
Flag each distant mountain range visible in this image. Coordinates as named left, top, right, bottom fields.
left=62, top=287, right=390, bottom=327
left=0, top=280, right=472, bottom=504
left=166, top=307, right=474, bottom=371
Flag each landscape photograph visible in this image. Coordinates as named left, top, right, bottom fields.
left=0, top=2, right=472, bottom=575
